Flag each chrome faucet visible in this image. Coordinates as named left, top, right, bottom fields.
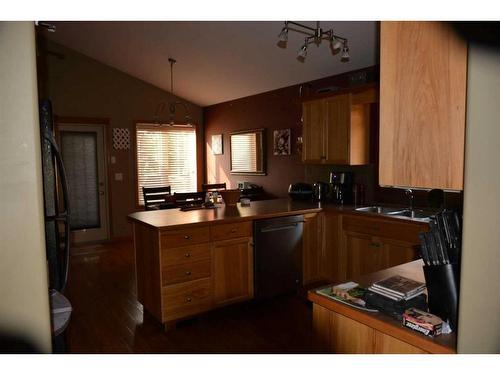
left=405, top=189, right=414, bottom=211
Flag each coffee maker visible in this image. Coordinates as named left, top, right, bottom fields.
left=329, top=171, right=354, bottom=204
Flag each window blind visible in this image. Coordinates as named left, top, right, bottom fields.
left=60, top=131, right=100, bottom=230
left=231, top=133, right=257, bottom=172
left=136, top=124, right=197, bottom=205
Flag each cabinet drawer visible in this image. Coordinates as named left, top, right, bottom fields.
left=161, top=243, right=211, bottom=267
left=342, top=215, right=426, bottom=244
left=162, top=260, right=211, bottom=286
left=161, top=226, right=209, bottom=249
left=210, top=221, right=253, bottom=241
left=161, top=278, right=212, bottom=321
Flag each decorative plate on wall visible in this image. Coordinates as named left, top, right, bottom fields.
left=113, top=128, right=130, bottom=150
left=212, top=134, right=223, bottom=155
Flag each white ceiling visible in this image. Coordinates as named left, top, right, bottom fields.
left=43, top=21, right=378, bottom=107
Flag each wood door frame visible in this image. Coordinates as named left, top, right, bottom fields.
left=54, top=116, right=112, bottom=242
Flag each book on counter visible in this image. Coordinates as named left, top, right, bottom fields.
left=368, top=275, right=426, bottom=301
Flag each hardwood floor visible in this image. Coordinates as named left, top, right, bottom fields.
left=65, top=240, right=321, bottom=353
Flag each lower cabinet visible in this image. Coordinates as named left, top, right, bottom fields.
left=313, top=304, right=430, bottom=354
left=302, top=212, right=323, bottom=284
left=374, top=331, right=428, bottom=354
left=342, top=215, right=425, bottom=279
left=212, top=237, right=254, bottom=306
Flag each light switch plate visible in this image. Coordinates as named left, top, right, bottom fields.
left=114, top=172, right=123, bottom=181
left=110, top=156, right=116, bottom=164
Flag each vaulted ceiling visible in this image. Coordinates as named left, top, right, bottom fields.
left=43, top=21, right=378, bottom=107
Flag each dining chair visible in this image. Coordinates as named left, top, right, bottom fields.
left=202, top=183, right=227, bottom=191
left=142, top=186, right=173, bottom=210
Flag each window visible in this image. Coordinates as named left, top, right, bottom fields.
left=136, top=123, right=197, bottom=205
left=229, top=129, right=266, bottom=175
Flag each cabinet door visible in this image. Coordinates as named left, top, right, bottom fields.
left=374, top=331, right=428, bottom=354
left=379, top=21, right=467, bottom=190
left=382, top=238, right=418, bottom=269
left=330, top=311, right=374, bottom=354
left=324, top=94, right=351, bottom=164
left=321, top=211, right=343, bottom=283
left=303, top=213, right=323, bottom=284
left=212, top=237, right=254, bottom=305
left=344, top=231, right=385, bottom=279
left=302, top=100, right=325, bottom=163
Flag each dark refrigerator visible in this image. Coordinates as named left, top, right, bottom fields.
left=39, top=99, right=72, bottom=352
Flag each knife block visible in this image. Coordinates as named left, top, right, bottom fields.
left=423, top=263, right=460, bottom=330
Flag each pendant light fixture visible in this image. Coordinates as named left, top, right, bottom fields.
left=277, top=21, right=349, bottom=63
left=154, top=58, right=193, bottom=127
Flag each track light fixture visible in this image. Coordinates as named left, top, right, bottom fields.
left=154, top=58, right=193, bottom=127
left=277, top=21, right=349, bottom=62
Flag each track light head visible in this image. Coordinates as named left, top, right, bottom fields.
left=277, top=27, right=288, bottom=48
left=331, top=37, right=343, bottom=51
left=278, top=27, right=288, bottom=42
left=297, top=41, right=308, bottom=60
left=341, top=42, right=350, bottom=62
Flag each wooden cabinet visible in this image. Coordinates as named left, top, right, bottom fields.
left=313, top=305, right=429, bottom=354
left=212, top=237, right=254, bottom=305
left=302, top=87, right=374, bottom=165
left=374, top=331, right=428, bottom=354
left=379, top=21, right=467, bottom=190
left=320, top=210, right=343, bottom=283
left=302, top=212, right=323, bottom=284
left=342, top=215, right=426, bottom=279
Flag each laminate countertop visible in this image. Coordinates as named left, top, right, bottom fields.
left=128, top=198, right=432, bottom=230
left=308, top=260, right=456, bottom=354
left=128, top=199, right=323, bottom=230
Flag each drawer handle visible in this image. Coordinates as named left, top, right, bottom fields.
left=371, top=242, right=381, bottom=248
left=186, top=297, right=192, bottom=303
left=185, top=271, right=192, bottom=276
left=230, top=228, right=237, bottom=233
left=184, top=253, right=191, bottom=258
left=184, top=235, right=191, bottom=240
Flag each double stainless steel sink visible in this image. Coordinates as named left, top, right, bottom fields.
left=355, top=206, right=435, bottom=221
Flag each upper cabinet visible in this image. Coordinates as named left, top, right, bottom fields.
left=302, top=86, right=376, bottom=165
left=379, top=22, right=467, bottom=190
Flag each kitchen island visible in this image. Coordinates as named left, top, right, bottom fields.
left=308, top=260, right=456, bottom=354
left=128, top=199, right=322, bottom=330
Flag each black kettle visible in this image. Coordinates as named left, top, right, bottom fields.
left=313, top=182, right=330, bottom=201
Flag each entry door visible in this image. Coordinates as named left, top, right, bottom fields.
left=57, top=124, right=109, bottom=243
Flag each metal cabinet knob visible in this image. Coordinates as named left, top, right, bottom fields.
left=185, top=271, right=192, bottom=276
left=184, top=253, right=191, bottom=258
left=184, top=235, right=191, bottom=240
left=186, top=297, right=192, bottom=303
left=230, top=228, right=237, bottom=233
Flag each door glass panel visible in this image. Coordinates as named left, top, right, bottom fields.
left=60, top=131, right=100, bottom=230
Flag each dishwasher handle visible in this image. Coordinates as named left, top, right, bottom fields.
left=259, top=222, right=304, bottom=233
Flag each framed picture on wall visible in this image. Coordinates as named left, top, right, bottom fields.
left=273, top=128, right=291, bottom=155
left=212, top=134, right=223, bottom=155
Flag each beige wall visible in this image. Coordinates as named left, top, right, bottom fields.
left=458, top=43, right=500, bottom=353
left=0, top=22, right=52, bottom=352
left=40, top=40, right=203, bottom=238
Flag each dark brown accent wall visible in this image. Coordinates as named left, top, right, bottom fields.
left=204, top=67, right=379, bottom=199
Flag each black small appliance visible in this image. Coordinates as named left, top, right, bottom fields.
left=329, top=171, right=354, bottom=204
left=313, top=182, right=330, bottom=201
left=288, top=183, right=313, bottom=201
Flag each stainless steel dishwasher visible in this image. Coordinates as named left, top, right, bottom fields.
left=253, top=215, right=304, bottom=299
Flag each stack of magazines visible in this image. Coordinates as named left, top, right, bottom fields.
left=368, top=275, right=426, bottom=301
